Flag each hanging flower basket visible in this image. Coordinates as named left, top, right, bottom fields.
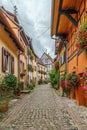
left=28, top=64, right=33, bottom=72
left=75, top=22, right=87, bottom=56
left=20, top=72, right=25, bottom=77
left=27, top=49, right=31, bottom=55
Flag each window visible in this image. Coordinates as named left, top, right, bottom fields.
left=61, top=55, right=64, bottom=65
left=45, top=59, right=48, bottom=63
left=20, top=61, right=24, bottom=73
left=2, top=47, right=14, bottom=74
left=42, top=59, right=45, bottom=63
left=60, top=51, right=66, bottom=66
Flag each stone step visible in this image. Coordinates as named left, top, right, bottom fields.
left=21, top=89, right=31, bottom=93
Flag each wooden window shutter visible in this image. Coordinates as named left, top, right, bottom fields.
left=64, top=51, right=66, bottom=63
left=11, top=56, right=14, bottom=74
left=2, top=47, right=6, bottom=72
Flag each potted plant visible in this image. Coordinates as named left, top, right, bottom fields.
left=14, top=82, right=23, bottom=96
left=60, top=76, right=69, bottom=96
left=66, top=73, right=80, bottom=89
left=0, top=98, right=9, bottom=112
left=66, top=73, right=80, bottom=99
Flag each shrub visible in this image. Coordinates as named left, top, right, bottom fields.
left=49, top=69, right=57, bottom=87
left=43, top=80, right=48, bottom=84
left=54, top=84, right=58, bottom=90
left=4, top=74, right=17, bottom=90
left=0, top=74, right=4, bottom=84
left=0, top=83, right=8, bottom=98
left=27, top=84, right=34, bottom=90
left=38, top=79, right=43, bottom=85
left=49, top=69, right=60, bottom=89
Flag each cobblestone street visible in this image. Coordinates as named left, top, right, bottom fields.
left=0, top=84, right=87, bottom=130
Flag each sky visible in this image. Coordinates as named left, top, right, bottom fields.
left=0, top=0, right=55, bottom=58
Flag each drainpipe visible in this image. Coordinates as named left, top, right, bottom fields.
left=18, top=27, right=24, bottom=82
left=65, top=41, right=68, bottom=75
left=18, top=50, right=20, bottom=82
left=18, top=51, right=24, bottom=82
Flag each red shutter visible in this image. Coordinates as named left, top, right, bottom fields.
left=2, top=47, right=6, bottom=72
left=11, top=56, right=14, bottom=74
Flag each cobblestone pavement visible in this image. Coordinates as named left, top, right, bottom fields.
left=0, top=84, right=87, bottom=130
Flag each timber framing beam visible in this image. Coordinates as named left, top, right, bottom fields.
left=56, top=33, right=66, bottom=39
left=60, top=9, right=78, bottom=27
left=60, top=9, right=78, bottom=14
left=56, top=0, right=78, bottom=37
left=56, top=0, right=63, bottom=35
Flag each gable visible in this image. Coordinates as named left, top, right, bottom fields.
left=41, top=54, right=48, bottom=60
left=41, top=53, right=53, bottom=63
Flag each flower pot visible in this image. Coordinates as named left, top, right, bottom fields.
left=75, top=89, right=79, bottom=102
left=70, top=88, right=75, bottom=99
left=0, top=102, right=8, bottom=112
left=84, top=90, right=87, bottom=107
left=17, top=92, right=21, bottom=96
left=76, top=78, right=85, bottom=106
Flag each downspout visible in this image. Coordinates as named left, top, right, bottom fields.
left=65, top=41, right=68, bottom=74
left=18, top=51, right=24, bottom=82
left=18, top=50, right=20, bottom=82
left=18, top=27, right=24, bottom=82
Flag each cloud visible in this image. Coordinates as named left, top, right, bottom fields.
left=0, top=0, right=55, bottom=58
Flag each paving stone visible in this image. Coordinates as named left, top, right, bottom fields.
left=0, top=84, right=87, bottom=130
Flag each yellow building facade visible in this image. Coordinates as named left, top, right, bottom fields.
left=59, top=46, right=66, bottom=76
left=0, top=7, right=27, bottom=89
left=0, top=25, right=19, bottom=77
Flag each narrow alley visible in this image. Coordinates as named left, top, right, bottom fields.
left=1, top=0, right=87, bottom=130
left=0, top=84, right=87, bottom=130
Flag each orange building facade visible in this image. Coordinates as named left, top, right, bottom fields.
left=51, top=0, right=87, bottom=106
